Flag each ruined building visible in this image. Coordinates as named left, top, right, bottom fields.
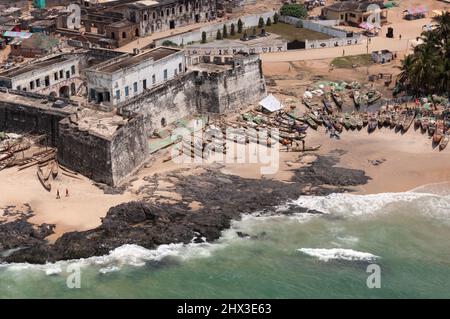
left=67, top=0, right=218, bottom=48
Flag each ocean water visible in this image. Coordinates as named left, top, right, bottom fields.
left=1, top=187, right=450, bottom=298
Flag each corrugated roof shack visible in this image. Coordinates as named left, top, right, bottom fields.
left=371, top=50, right=394, bottom=63
left=57, top=110, right=150, bottom=186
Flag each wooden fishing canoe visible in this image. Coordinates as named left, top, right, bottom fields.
left=37, top=167, right=51, bottom=192
left=51, top=161, right=59, bottom=179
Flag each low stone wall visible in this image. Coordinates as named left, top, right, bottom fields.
left=305, top=36, right=362, bottom=49
left=280, top=16, right=349, bottom=38
left=186, top=38, right=288, bottom=56
left=154, top=11, right=277, bottom=46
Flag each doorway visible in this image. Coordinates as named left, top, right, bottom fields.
left=169, top=20, right=175, bottom=29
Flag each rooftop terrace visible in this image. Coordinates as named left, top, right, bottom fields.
left=95, top=47, right=181, bottom=74
left=0, top=55, right=73, bottom=78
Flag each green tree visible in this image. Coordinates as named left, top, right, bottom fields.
left=280, top=3, right=308, bottom=19
left=266, top=17, right=272, bottom=27
left=223, top=24, right=228, bottom=38
left=258, top=17, right=265, bottom=28
left=201, top=31, right=207, bottom=43
left=273, top=13, right=279, bottom=24
left=397, top=12, right=449, bottom=95
left=237, top=18, right=243, bottom=33
left=230, top=23, right=236, bottom=36
left=216, top=29, right=222, bottom=40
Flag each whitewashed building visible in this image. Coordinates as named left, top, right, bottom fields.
left=85, top=47, right=185, bottom=107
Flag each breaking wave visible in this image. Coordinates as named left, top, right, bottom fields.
left=0, top=234, right=237, bottom=275
left=1, top=189, right=449, bottom=274
left=292, top=192, right=450, bottom=220
left=298, top=248, right=379, bottom=262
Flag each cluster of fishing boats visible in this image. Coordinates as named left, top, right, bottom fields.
left=302, top=89, right=449, bottom=151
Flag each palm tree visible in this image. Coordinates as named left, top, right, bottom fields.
left=397, top=11, right=449, bottom=95
left=432, top=12, right=450, bottom=42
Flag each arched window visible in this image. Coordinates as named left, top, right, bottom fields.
left=111, top=32, right=115, bottom=39
left=153, top=12, right=156, bottom=19
left=143, top=14, right=148, bottom=21
left=122, top=32, right=127, bottom=38
left=166, top=9, right=170, bottom=16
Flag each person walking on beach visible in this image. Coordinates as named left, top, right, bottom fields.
left=65, top=188, right=69, bottom=197
left=56, top=189, right=60, bottom=199
left=399, top=34, right=402, bottom=40
left=342, top=49, right=345, bottom=56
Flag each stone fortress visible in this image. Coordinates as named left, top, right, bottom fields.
left=0, top=46, right=266, bottom=186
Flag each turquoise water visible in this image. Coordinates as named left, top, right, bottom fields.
left=1, top=190, right=450, bottom=298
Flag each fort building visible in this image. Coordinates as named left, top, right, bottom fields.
left=85, top=46, right=185, bottom=107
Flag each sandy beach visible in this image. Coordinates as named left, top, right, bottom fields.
left=1, top=0, right=449, bottom=248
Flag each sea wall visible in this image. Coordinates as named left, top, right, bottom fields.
left=57, top=113, right=149, bottom=186
left=110, top=115, right=150, bottom=185
left=57, top=119, right=113, bottom=184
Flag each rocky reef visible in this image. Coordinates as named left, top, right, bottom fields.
left=1, top=150, right=370, bottom=264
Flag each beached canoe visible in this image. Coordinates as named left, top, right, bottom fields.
left=51, top=161, right=59, bottom=179
left=428, top=117, right=436, bottom=136
left=433, top=121, right=444, bottom=144
left=402, top=111, right=416, bottom=132
left=367, top=91, right=382, bottom=104
left=37, top=167, right=51, bottom=192
left=343, top=114, right=352, bottom=130
left=323, top=93, right=334, bottom=114
left=305, top=116, right=318, bottom=129
left=420, top=116, right=429, bottom=132
left=353, top=90, right=361, bottom=107
left=356, top=114, right=363, bottom=130
left=0, top=154, right=15, bottom=171
left=440, top=133, right=449, bottom=151
left=332, top=92, right=343, bottom=108
left=368, top=114, right=378, bottom=133
left=349, top=115, right=358, bottom=130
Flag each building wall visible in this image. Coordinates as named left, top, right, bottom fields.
left=110, top=114, right=150, bottom=185
left=86, top=51, right=186, bottom=107
left=119, top=72, right=198, bottom=134
left=127, top=0, right=217, bottom=36
left=120, top=54, right=266, bottom=132
left=196, top=54, right=266, bottom=113
left=0, top=92, right=72, bottom=146
left=0, top=57, right=83, bottom=98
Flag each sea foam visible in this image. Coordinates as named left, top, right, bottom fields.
left=298, top=248, right=379, bottom=262
left=292, top=192, right=450, bottom=219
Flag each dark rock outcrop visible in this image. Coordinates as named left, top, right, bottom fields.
left=1, top=151, right=370, bottom=264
